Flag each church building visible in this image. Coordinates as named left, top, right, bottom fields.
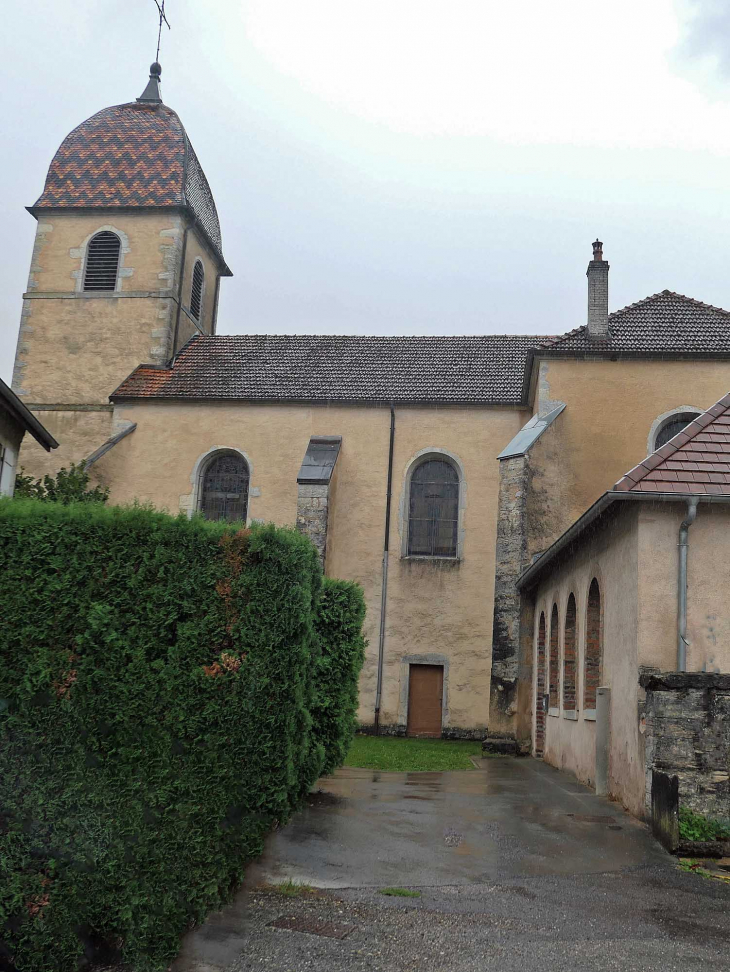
left=13, top=65, right=730, bottom=758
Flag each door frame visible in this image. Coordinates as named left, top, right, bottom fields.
left=398, top=653, right=450, bottom=733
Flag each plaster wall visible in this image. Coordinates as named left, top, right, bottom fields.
left=533, top=505, right=644, bottom=816
left=532, top=358, right=730, bottom=529
left=13, top=408, right=113, bottom=480
left=12, top=212, right=194, bottom=481
left=0, top=411, right=24, bottom=496
left=637, top=503, right=730, bottom=675
left=176, top=231, right=219, bottom=342
left=96, top=400, right=526, bottom=733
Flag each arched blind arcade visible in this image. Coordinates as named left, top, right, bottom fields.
left=563, top=594, right=577, bottom=712
left=549, top=604, right=560, bottom=709
left=407, top=458, right=459, bottom=557
left=584, top=579, right=602, bottom=710
left=190, top=261, right=204, bottom=321
left=200, top=453, right=249, bottom=522
left=83, top=231, right=121, bottom=291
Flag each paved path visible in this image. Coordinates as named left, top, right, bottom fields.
left=173, top=758, right=730, bottom=972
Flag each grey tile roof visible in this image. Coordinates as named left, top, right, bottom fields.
left=112, top=333, right=545, bottom=405
left=540, top=290, right=730, bottom=355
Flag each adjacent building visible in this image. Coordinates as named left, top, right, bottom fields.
left=0, top=377, right=57, bottom=497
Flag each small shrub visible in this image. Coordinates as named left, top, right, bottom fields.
left=679, top=807, right=730, bottom=842
left=13, top=462, right=109, bottom=504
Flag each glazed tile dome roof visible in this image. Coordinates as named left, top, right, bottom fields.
left=33, top=95, right=227, bottom=268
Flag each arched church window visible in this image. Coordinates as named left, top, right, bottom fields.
left=653, top=411, right=701, bottom=451
left=190, top=260, right=204, bottom=321
left=199, top=452, right=249, bottom=522
left=83, top=231, right=121, bottom=291
left=407, top=458, right=459, bottom=557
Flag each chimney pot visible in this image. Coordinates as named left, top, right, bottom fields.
left=586, top=240, right=609, bottom=342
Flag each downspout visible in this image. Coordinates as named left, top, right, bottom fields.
left=677, top=497, right=699, bottom=671
left=374, top=406, right=396, bottom=734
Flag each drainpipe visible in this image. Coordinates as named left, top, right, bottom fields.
left=677, top=497, right=699, bottom=672
left=374, top=406, right=396, bottom=734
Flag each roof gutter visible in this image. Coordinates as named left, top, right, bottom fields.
left=0, top=379, right=58, bottom=452
left=517, top=490, right=730, bottom=591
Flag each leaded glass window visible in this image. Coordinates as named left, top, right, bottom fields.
left=200, top=453, right=249, bottom=522
left=407, top=459, right=459, bottom=558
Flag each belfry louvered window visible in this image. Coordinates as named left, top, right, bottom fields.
left=190, top=261, right=204, bottom=321
left=83, top=231, right=121, bottom=291
left=200, top=452, right=249, bottom=522
left=407, top=458, right=459, bottom=558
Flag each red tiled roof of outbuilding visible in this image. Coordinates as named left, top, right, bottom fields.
left=614, top=392, right=730, bottom=495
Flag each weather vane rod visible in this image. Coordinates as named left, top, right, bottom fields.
left=152, top=0, right=171, bottom=63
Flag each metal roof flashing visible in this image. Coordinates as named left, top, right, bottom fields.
left=497, top=403, right=565, bottom=460
left=297, top=436, right=342, bottom=485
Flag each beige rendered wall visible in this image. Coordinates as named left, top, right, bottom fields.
left=97, top=400, right=526, bottom=733
left=532, top=358, right=730, bottom=535
left=10, top=212, right=217, bottom=480
left=637, top=502, right=730, bottom=675
left=533, top=505, right=645, bottom=816
left=175, top=231, right=219, bottom=349
left=13, top=212, right=184, bottom=405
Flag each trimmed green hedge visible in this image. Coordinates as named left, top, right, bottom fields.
left=312, top=579, right=367, bottom=776
left=0, top=499, right=365, bottom=971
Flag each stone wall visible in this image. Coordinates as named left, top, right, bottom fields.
left=641, top=671, right=730, bottom=820
left=296, top=483, right=331, bottom=568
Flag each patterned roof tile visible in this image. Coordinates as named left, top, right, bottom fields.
left=33, top=102, right=225, bottom=265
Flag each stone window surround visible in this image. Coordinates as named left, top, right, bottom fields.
left=647, top=405, right=702, bottom=456
left=182, top=446, right=259, bottom=523
left=396, top=653, right=450, bottom=731
left=535, top=568, right=604, bottom=734
left=70, top=225, right=133, bottom=293
left=398, top=447, right=467, bottom=561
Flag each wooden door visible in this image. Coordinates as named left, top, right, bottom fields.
left=407, top=665, right=443, bottom=738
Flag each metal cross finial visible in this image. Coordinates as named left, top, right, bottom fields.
left=152, top=0, right=171, bottom=63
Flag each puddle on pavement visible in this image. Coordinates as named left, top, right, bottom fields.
left=306, top=790, right=344, bottom=809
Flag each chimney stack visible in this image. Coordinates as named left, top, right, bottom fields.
left=586, top=239, right=609, bottom=341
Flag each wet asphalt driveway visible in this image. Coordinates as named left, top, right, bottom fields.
left=173, top=757, right=730, bottom=972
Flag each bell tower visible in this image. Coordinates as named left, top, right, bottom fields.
left=12, top=63, right=231, bottom=479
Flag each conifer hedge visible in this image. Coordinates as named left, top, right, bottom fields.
left=312, top=579, right=367, bottom=776
left=0, top=499, right=365, bottom=972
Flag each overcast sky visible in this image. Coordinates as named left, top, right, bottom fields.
left=2, top=0, right=730, bottom=381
